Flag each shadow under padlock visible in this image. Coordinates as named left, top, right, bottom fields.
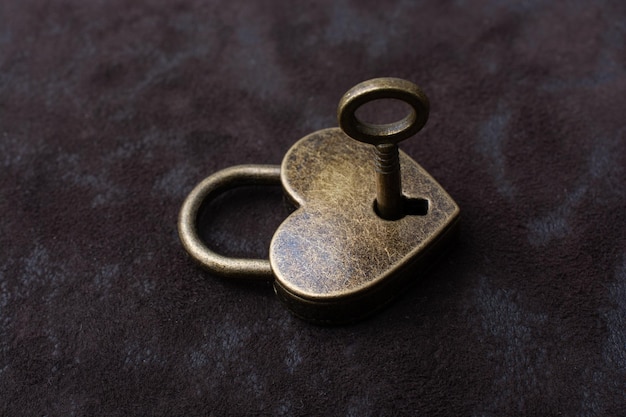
left=178, top=77, right=460, bottom=324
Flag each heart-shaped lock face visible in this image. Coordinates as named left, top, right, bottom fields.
left=270, top=127, right=459, bottom=324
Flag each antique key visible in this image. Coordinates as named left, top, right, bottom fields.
left=178, top=78, right=460, bottom=324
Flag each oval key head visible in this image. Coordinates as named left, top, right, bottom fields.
left=270, top=78, right=459, bottom=324
left=338, top=77, right=429, bottom=146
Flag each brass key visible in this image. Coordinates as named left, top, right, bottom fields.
left=338, top=78, right=430, bottom=220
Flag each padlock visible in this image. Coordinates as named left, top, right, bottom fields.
left=178, top=78, right=460, bottom=324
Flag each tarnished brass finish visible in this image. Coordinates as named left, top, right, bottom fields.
left=178, top=164, right=281, bottom=280
left=178, top=77, right=459, bottom=324
left=270, top=128, right=459, bottom=323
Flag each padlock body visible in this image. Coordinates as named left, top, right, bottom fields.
left=270, top=128, right=459, bottom=324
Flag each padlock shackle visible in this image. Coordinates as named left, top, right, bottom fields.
left=178, top=164, right=281, bottom=280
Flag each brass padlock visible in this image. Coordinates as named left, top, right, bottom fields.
left=178, top=78, right=460, bottom=324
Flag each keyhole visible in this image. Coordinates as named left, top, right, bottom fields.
left=373, top=196, right=429, bottom=219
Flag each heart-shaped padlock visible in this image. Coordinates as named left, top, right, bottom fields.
left=178, top=78, right=459, bottom=324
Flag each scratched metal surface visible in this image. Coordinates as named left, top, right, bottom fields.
left=0, top=0, right=624, bottom=415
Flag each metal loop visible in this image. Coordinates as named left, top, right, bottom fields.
left=337, top=77, right=430, bottom=146
left=178, top=164, right=281, bottom=280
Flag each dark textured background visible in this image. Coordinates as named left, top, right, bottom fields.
left=1, top=0, right=625, bottom=415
